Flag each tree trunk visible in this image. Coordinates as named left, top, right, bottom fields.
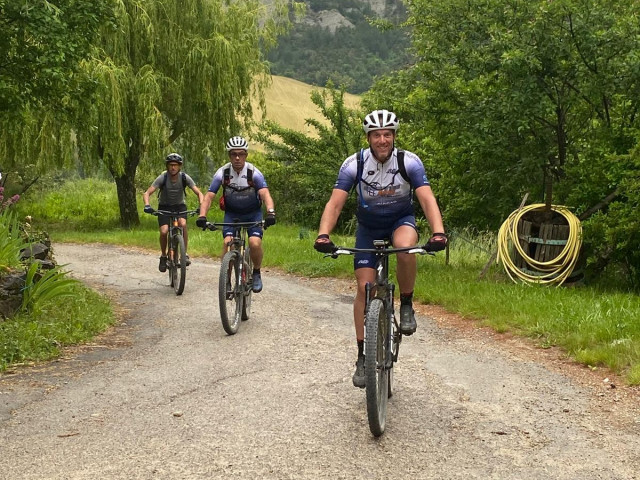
left=112, top=150, right=141, bottom=228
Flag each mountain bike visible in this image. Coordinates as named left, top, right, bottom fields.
left=327, top=240, right=434, bottom=437
left=204, top=220, right=265, bottom=335
left=147, top=209, right=199, bottom=295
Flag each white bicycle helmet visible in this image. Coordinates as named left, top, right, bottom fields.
left=362, top=109, right=399, bottom=133
left=225, top=136, right=249, bottom=151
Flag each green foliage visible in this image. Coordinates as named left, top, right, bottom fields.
left=366, top=0, right=640, bottom=286
left=0, top=209, right=27, bottom=273
left=20, top=263, right=79, bottom=315
left=0, top=0, right=115, bottom=113
left=16, top=177, right=121, bottom=231
left=268, top=3, right=411, bottom=93
left=0, top=284, right=114, bottom=370
left=254, top=84, right=364, bottom=228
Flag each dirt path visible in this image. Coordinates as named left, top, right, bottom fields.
left=1, top=243, right=639, bottom=479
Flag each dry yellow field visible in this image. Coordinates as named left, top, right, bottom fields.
left=251, top=75, right=361, bottom=140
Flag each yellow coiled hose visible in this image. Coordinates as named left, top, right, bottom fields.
left=496, top=204, right=582, bottom=285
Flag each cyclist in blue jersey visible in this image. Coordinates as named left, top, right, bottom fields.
left=196, top=136, right=276, bottom=293
left=143, top=153, right=204, bottom=272
left=314, top=110, right=447, bottom=388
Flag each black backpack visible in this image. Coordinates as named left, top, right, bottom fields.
left=219, top=166, right=255, bottom=211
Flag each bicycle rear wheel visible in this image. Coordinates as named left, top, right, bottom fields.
left=173, top=234, right=187, bottom=295
left=365, top=297, right=390, bottom=437
left=241, top=247, right=252, bottom=321
left=219, top=250, right=243, bottom=335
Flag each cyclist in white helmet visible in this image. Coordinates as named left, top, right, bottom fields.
left=314, top=109, right=447, bottom=388
left=143, top=153, right=204, bottom=273
left=197, top=136, right=276, bottom=293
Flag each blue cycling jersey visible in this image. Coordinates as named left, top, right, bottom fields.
left=334, top=148, right=430, bottom=228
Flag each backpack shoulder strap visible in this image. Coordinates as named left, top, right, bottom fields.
left=223, top=166, right=231, bottom=186
left=246, top=167, right=254, bottom=187
left=397, top=149, right=409, bottom=183
left=158, top=172, right=168, bottom=194
left=351, top=149, right=364, bottom=194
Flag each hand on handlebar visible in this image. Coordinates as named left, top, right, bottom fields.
left=314, top=234, right=336, bottom=254
left=264, top=212, right=276, bottom=228
left=196, top=216, right=208, bottom=229
left=144, top=205, right=155, bottom=214
left=425, top=232, right=447, bottom=252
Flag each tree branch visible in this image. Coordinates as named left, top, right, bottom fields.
left=578, top=187, right=621, bottom=221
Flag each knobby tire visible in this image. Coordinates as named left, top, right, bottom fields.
left=219, top=251, right=242, bottom=335
left=241, top=246, right=253, bottom=321
left=173, top=234, right=187, bottom=295
left=365, top=297, right=389, bottom=437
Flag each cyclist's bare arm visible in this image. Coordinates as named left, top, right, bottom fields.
left=142, top=185, right=157, bottom=206
left=199, top=191, right=216, bottom=217
left=258, top=187, right=275, bottom=212
left=414, top=185, right=444, bottom=234
left=318, top=189, right=349, bottom=236
left=191, top=185, right=205, bottom=205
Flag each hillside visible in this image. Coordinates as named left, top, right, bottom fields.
left=252, top=75, right=360, bottom=142
left=267, top=0, right=410, bottom=93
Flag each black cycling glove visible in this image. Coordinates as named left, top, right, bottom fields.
left=264, top=212, right=276, bottom=228
left=425, top=233, right=448, bottom=252
left=314, top=234, right=336, bottom=254
left=196, top=216, right=208, bottom=229
left=143, top=205, right=154, bottom=214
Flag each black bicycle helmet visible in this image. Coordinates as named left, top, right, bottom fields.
left=165, top=153, right=183, bottom=164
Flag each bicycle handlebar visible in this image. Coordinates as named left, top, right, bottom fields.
left=204, top=220, right=266, bottom=232
left=147, top=209, right=200, bottom=217
left=326, top=244, right=436, bottom=258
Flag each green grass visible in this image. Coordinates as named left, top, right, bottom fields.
left=0, top=284, right=115, bottom=369
left=9, top=177, right=640, bottom=385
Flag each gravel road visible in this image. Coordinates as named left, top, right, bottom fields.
left=1, top=243, right=639, bottom=480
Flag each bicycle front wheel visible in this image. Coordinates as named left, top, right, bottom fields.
left=219, top=250, right=243, bottom=335
left=365, top=297, right=390, bottom=437
left=173, top=234, right=187, bottom=295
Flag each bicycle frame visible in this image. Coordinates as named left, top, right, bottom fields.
left=205, top=219, right=265, bottom=334
left=328, top=240, right=433, bottom=436
left=148, top=209, right=198, bottom=295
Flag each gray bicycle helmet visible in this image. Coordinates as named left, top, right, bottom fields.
left=225, top=136, right=249, bottom=151
left=362, top=109, right=399, bottom=133
left=165, top=153, right=183, bottom=164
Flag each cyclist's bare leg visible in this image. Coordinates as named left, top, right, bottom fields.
left=248, top=236, right=263, bottom=269
left=393, top=225, right=419, bottom=295
left=222, top=235, right=234, bottom=257
left=159, top=225, right=169, bottom=256
left=354, top=267, right=376, bottom=341
left=178, top=217, right=188, bottom=250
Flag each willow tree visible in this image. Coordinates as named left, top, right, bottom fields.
left=0, top=0, right=114, bottom=189
left=76, top=0, right=299, bottom=227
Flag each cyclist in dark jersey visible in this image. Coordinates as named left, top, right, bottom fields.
left=314, top=110, right=447, bottom=388
left=197, top=136, right=276, bottom=293
left=143, top=153, right=204, bottom=273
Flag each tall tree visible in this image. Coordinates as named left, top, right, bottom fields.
left=366, top=0, right=640, bottom=284
left=75, top=0, right=299, bottom=227
left=0, top=0, right=114, bottom=191
left=0, top=0, right=113, bottom=114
